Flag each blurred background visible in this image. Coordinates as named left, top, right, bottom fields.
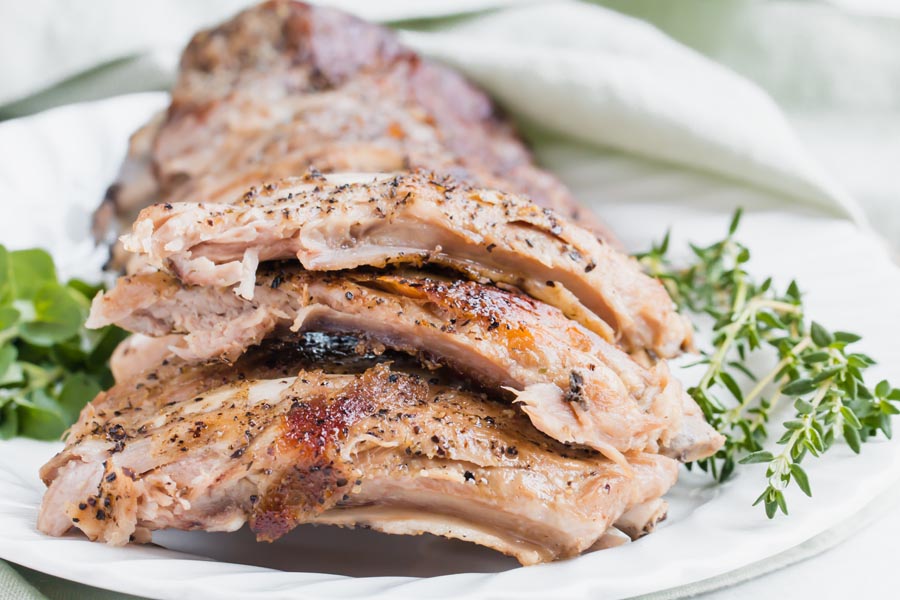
left=1, top=0, right=897, bottom=254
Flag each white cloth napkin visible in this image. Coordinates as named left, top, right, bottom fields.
left=0, top=0, right=865, bottom=223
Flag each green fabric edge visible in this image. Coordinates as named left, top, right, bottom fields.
left=5, top=561, right=142, bottom=600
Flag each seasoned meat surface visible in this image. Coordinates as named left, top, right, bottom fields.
left=124, top=172, right=691, bottom=357
left=54, top=0, right=716, bottom=566
left=37, top=341, right=678, bottom=565
left=94, top=0, right=615, bottom=252
left=88, top=267, right=722, bottom=463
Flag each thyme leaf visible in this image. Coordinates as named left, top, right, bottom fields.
left=637, top=210, right=899, bottom=517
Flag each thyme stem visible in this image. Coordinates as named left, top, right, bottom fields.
left=637, top=210, right=899, bottom=517
left=726, top=336, right=812, bottom=425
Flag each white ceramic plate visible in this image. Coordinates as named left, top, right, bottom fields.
left=0, top=94, right=899, bottom=600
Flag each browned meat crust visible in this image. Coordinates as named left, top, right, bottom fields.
left=124, top=172, right=691, bottom=357
left=94, top=0, right=615, bottom=256
left=38, top=341, right=677, bottom=565
left=88, top=266, right=722, bottom=463
left=49, top=0, right=712, bottom=566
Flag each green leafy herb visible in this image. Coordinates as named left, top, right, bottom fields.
left=0, top=245, right=128, bottom=440
left=637, top=210, right=899, bottom=517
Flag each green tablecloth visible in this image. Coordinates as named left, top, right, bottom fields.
left=1, top=562, right=140, bottom=600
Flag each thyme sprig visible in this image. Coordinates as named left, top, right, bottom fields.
left=638, top=210, right=899, bottom=518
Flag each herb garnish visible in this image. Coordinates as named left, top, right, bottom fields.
left=0, top=245, right=127, bottom=440
left=638, top=210, right=900, bottom=518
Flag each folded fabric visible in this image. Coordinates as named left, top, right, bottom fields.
left=400, top=2, right=861, bottom=220
left=0, top=0, right=863, bottom=222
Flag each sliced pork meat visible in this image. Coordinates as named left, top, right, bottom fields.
left=38, top=341, right=678, bottom=565
left=108, top=333, right=178, bottom=383
left=88, top=267, right=722, bottom=463
left=41, top=0, right=720, bottom=568
left=94, top=0, right=616, bottom=258
left=123, top=172, right=691, bottom=358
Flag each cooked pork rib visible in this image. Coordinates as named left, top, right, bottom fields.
left=38, top=341, right=678, bottom=565
left=94, top=0, right=615, bottom=252
left=107, top=332, right=179, bottom=383
left=124, top=172, right=691, bottom=357
left=54, top=0, right=718, bottom=564
left=88, top=266, right=722, bottom=463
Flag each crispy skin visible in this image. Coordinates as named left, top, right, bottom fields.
left=94, top=0, right=614, bottom=253
left=124, top=172, right=691, bottom=357
left=37, top=342, right=678, bottom=565
left=88, top=267, right=722, bottom=463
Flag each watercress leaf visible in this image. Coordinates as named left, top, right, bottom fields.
left=875, top=380, right=891, bottom=398
left=0, top=245, right=10, bottom=304
left=18, top=283, right=83, bottom=346
left=9, top=249, right=56, bottom=300
left=17, top=361, right=53, bottom=388
left=0, top=403, right=18, bottom=439
left=0, top=306, right=19, bottom=332
left=17, top=406, right=66, bottom=440
left=0, top=362, right=24, bottom=386
left=0, top=345, right=16, bottom=379
left=65, top=279, right=103, bottom=301
left=16, top=390, right=66, bottom=441
left=86, top=326, right=129, bottom=372
left=48, top=337, right=90, bottom=370
left=57, top=373, right=102, bottom=425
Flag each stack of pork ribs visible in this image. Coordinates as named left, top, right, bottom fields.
left=37, top=1, right=722, bottom=565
